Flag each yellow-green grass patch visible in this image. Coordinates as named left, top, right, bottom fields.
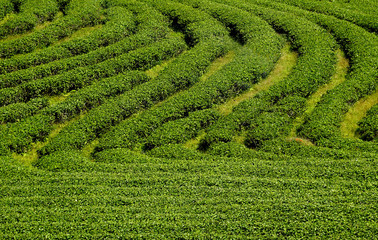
left=341, top=89, right=378, bottom=138
left=216, top=43, right=297, bottom=115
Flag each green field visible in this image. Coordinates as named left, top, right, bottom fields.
left=0, top=0, right=377, bottom=238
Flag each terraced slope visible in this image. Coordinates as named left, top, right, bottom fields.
left=0, top=0, right=377, bottom=238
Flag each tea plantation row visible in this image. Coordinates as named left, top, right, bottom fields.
left=0, top=0, right=376, bottom=238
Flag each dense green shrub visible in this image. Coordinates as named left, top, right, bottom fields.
left=0, top=141, right=10, bottom=156
left=143, top=109, right=220, bottom=150
left=0, top=97, right=48, bottom=123
left=0, top=8, right=136, bottom=88
left=43, top=71, right=150, bottom=123
left=259, top=138, right=376, bottom=160
left=207, top=141, right=290, bottom=161
left=94, top=148, right=155, bottom=164
left=317, top=137, right=378, bottom=154
left=147, top=144, right=209, bottom=160
left=357, top=104, right=378, bottom=142
left=0, top=0, right=13, bottom=20
left=0, top=5, right=138, bottom=74
left=0, top=32, right=185, bottom=106
left=200, top=1, right=336, bottom=150
left=33, top=150, right=94, bottom=172
left=0, top=0, right=59, bottom=38
left=245, top=112, right=291, bottom=149
left=268, top=0, right=378, bottom=32
left=0, top=114, right=52, bottom=153
left=0, top=156, right=32, bottom=178
left=0, top=0, right=104, bottom=58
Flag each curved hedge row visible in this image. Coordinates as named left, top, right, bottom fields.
left=39, top=0, right=233, bottom=156
left=43, top=71, right=150, bottom=123
left=0, top=7, right=136, bottom=88
left=95, top=0, right=283, bottom=152
left=0, top=114, right=52, bottom=153
left=0, top=33, right=186, bottom=154
left=357, top=104, right=378, bottom=142
left=0, top=1, right=171, bottom=74
left=0, top=0, right=104, bottom=58
left=143, top=109, right=220, bottom=150
left=258, top=138, right=376, bottom=160
left=0, top=97, right=48, bottom=124
left=268, top=0, right=378, bottom=32
left=297, top=19, right=378, bottom=145
left=94, top=148, right=155, bottom=164
left=0, top=31, right=184, bottom=106
left=39, top=40, right=229, bottom=155
left=234, top=0, right=378, bottom=150
left=0, top=0, right=58, bottom=38
left=200, top=1, right=336, bottom=150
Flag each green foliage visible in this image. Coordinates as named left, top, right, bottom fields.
left=201, top=2, right=336, bottom=150
left=0, top=141, right=10, bottom=156
left=0, top=0, right=59, bottom=38
left=0, top=0, right=104, bottom=58
left=96, top=0, right=283, bottom=152
left=33, top=150, right=93, bottom=172
left=270, top=0, right=378, bottom=32
left=0, top=5, right=138, bottom=74
left=245, top=112, right=292, bottom=149
left=357, top=104, right=378, bottom=142
left=39, top=39, right=221, bottom=155
left=144, top=109, right=220, bottom=150
left=0, top=31, right=185, bottom=106
left=147, top=143, right=209, bottom=160
left=0, top=0, right=377, bottom=238
left=0, top=114, right=52, bottom=153
left=44, top=71, right=150, bottom=123
left=42, top=1, right=232, bottom=155
left=0, top=156, right=32, bottom=178
left=0, top=0, right=13, bottom=20
left=259, top=138, right=377, bottom=160
left=94, top=148, right=155, bottom=164
left=0, top=97, right=48, bottom=123
left=296, top=13, right=378, bottom=143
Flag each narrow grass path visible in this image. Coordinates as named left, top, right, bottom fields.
left=200, top=50, right=236, bottom=81
left=53, top=24, right=103, bottom=46
left=340, top=89, right=378, bottom=139
left=184, top=131, right=206, bottom=149
left=47, top=93, right=71, bottom=106
left=145, top=57, right=178, bottom=78
left=289, top=49, right=349, bottom=137
left=216, top=43, right=297, bottom=115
